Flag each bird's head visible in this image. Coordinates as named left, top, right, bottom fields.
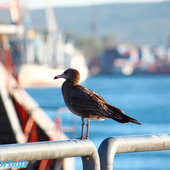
left=54, top=68, right=80, bottom=84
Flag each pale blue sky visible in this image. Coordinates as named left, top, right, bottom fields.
left=26, top=0, right=169, bottom=9
left=0, top=0, right=168, bottom=9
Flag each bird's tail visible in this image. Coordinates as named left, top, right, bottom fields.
left=121, top=114, right=141, bottom=125
left=106, top=104, right=141, bottom=125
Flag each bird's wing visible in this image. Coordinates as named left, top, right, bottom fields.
left=69, top=85, right=109, bottom=116
left=70, top=85, right=130, bottom=121
left=69, top=85, right=141, bottom=125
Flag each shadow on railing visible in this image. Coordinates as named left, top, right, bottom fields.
left=0, top=134, right=170, bottom=170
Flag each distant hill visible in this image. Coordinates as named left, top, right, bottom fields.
left=31, top=2, right=170, bottom=46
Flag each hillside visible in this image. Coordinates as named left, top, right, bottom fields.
left=31, top=2, right=170, bottom=45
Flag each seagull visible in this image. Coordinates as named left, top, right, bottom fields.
left=54, top=68, right=141, bottom=139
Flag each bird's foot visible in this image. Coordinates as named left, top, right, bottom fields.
left=76, top=136, right=87, bottom=140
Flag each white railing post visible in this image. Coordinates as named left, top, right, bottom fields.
left=98, top=134, right=170, bottom=170
left=0, top=139, right=100, bottom=170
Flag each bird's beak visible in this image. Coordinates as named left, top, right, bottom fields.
left=54, top=75, right=61, bottom=79
left=54, top=74, right=64, bottom=79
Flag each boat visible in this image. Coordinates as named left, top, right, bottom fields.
left=0, top=7, right=74, bottom=168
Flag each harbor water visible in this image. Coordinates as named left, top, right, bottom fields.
left=26, top=75, right=170, bottom=170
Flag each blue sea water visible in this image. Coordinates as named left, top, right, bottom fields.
left=26, top=75, right=170, bottom=170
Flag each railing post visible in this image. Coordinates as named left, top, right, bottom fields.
left=82, top=154, right=100, bottom=170
left=98, top=134, right=170, bottom=170
left=98, top=137, right=117, bottom=170
left=81, top=140, right=100, bottom=170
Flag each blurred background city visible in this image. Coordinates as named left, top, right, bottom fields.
left=1, top=0, right=170, bottom=81
left=0, top=0, right=170, bottom=169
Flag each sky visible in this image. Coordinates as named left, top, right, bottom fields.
left=27, top=0, right=168, bottom=8
left=0, top=0, right=169, bottom=9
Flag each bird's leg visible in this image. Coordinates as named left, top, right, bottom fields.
left=86, top=120, right=90, bottom=139
left=76, top=118, right=85, bottom=139
left=81, top=118, right=85, bottom=139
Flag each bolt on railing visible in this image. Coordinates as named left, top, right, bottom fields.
left=0, top=139, right=100, bottom=170
left=98, top=134, right=170, bottom=170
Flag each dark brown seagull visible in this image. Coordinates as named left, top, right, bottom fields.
left=54, top=68, right=141, bottom=139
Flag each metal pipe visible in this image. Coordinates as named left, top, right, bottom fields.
left=98, top=134, right=170, bottom=170
left=0, top=139, right=100, bottom=170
